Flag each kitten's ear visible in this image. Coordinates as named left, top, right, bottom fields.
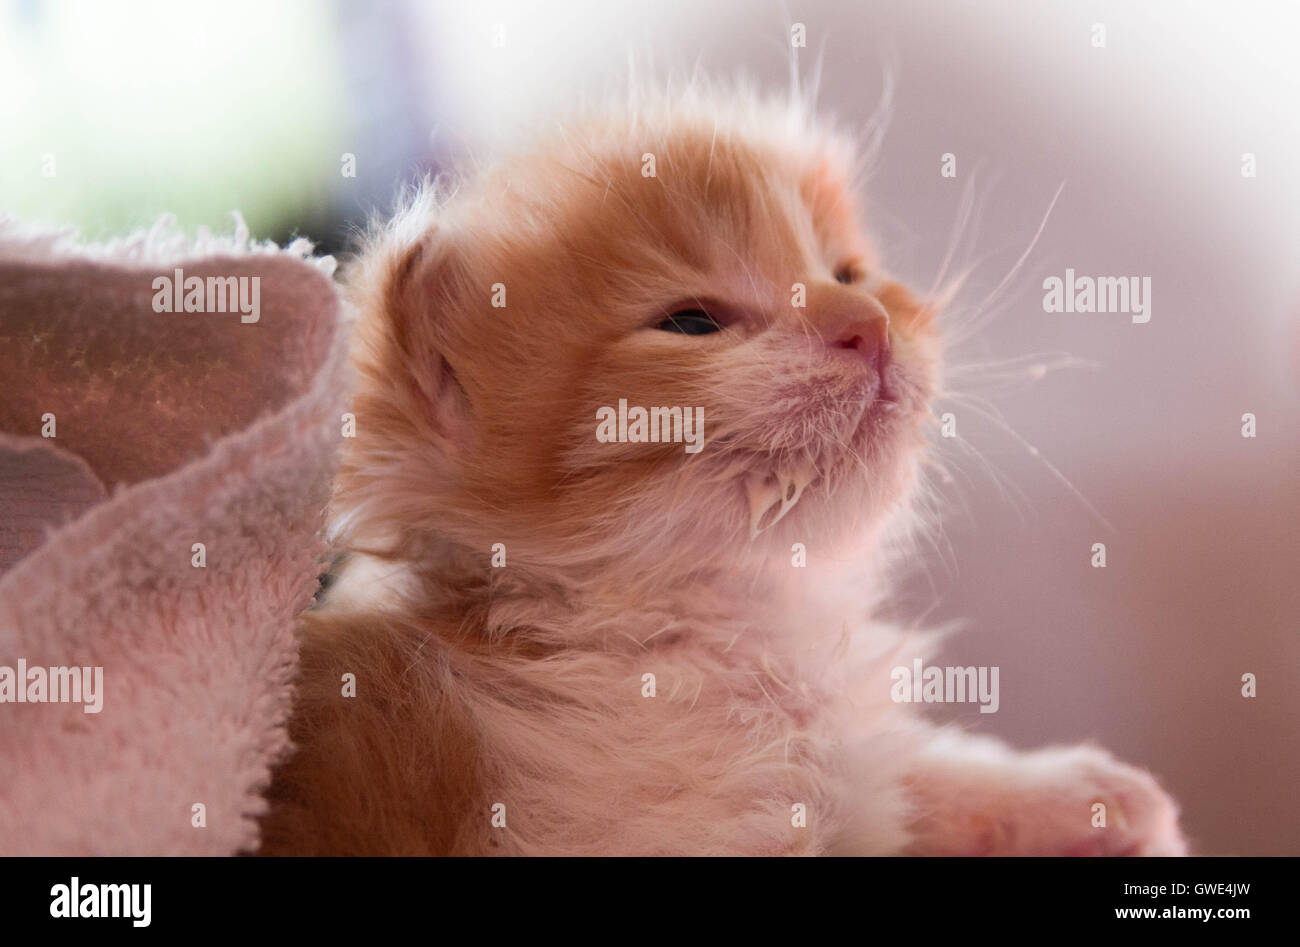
left=379, top=227, right=473, bottom=449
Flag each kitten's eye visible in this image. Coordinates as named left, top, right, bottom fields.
left=834, top=262, right=861, bottom=285
left=656, top=309, right=723, bottom=335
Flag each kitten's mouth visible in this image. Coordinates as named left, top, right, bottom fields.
left=871, top=342, right=900, bottom=404
left=845, top=369, right=902, bottom=430
left=734, top=355, right=927, bottom=539
left=876, top=364, right=901, bottom=404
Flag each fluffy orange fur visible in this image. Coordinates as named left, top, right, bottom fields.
left=259, top=87, right=1186, bottom=856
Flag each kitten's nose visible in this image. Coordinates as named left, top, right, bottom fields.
left=812, top=286, right=893, bottom=376
left=832, top=317, right=890, bottom=368
left=828, top=309, right=891, bottom=381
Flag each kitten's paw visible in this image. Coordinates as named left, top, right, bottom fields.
left=995, top=745, right=1188, bottom=856
left=907, top=742, right=1188, bottom=856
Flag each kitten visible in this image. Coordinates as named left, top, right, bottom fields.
left=259, top=88, right=1187, bottom=856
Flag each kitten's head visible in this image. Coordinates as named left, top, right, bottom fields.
left=339, top=89, right=939, bottom=578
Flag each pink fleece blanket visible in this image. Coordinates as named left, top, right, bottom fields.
left=0, top=214, right=348, bottom=855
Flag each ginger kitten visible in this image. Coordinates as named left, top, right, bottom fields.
left=259, top=88, right=1186, bottom=856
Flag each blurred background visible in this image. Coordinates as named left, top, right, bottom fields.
left=3, top=0, right=1297, bottom=854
